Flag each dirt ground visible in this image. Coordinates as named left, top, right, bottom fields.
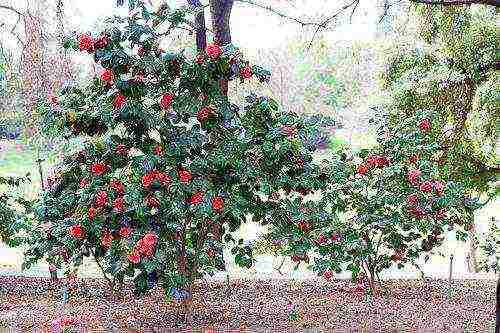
left=0, top=276, right=496, bottom=332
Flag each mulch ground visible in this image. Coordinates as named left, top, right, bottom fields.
left=0, top=276, right=496, bottom=332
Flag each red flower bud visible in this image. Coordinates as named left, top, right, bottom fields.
left=160, top=93, right=174, bottom=110
left=240, top=65, right=253, bottom=79
left=128, top=250, right=141, bottom=264
left=112, top=197, right=125, bottom=213
left=119, top=226, right=132, bottom=238
left=78, top=33, right=94, bottom=52
left=113, top=94, right=126, bottom=109
left=178, top=170, right=193, bottom=183
left=90, top=163, right=108, bottom=176
left=109, top=180, right=125, bottom=195
left=100, top=69, right=114, bottom=83
left=407, top=169, right=422, bottom=187
left=101, top=232, right=113, bottom=248
left=95, top=190, right=109, bottom=208
left=356, top=163, right=369, bottom=176
left=69, top=224, right=85, bottom=239
left=419, top=180, right=433, bottom=193
left=190, top=192, right=204, bottom=205
left=212, top=196, right=224, bottom=212
left=88, top=207, right=98, bottom=220
left=419, top=119, right=431, bottom=133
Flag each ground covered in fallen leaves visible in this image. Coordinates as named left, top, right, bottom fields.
left=0, top=277, right=496, bottom=332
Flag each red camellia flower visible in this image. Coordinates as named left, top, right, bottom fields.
left=113, top=94, right=127, bottom=109
left=88, top=207, right=98, bottom=220
left=101, top=232, right=113, bottom=248
left=433, top=181, right=445, bottom=196
left=197, top=107, right=213, bottom=122
left=141, top=172, right=156, bottom=188
left=100, top=69, right=114, bottom=83
left=112, top=197, right=125, bottom=213
left=156, top=172, right=171, bottom=188
left=356, top=163, right=369, bottom=176
left=69, top=225, right=85, bottom=239
left=212, top=196, right=224, bottom=212
left=91, top=163, right=108, bottom=176
left=419, top=180, right=433, bottom=193
left=146, top=194, right=160, bottom=208
left=160, top=93, right=174, bottom=110
left=119, top=226, right=132, bottom=238
left=190, top=192, right=204, bottom=205
left=128, top=250, right=141, bottom=264
left=95, top=190, right=109, bottom=208
left=110, top=180, right=125, bottom=195
left=406, top=193, right=418, bottom=206
left=407, top=169, right=422, bottom=186
left=240, top=65, right=253, bottom=79
left=330, top=233, right=341, bottom=242
left=419, top=119, right=431, bottom=133
left=205, top=43, right=222, bottom=59
left=179, top=170, right=192, bottom=183
left=409, top=154, right=419, bottom=164
left=78, top=33, right=94, bottom=51
left=79, top=178, right=89, bottom=189
left=142, top=232, right=158, bottom=247
left=154, top=145, right=164, bottom=157
left=323, top=271, right=333, bottom=280
left=115, top=144, right=128, bottom=157
left=410, top=207, right=425, bottom=219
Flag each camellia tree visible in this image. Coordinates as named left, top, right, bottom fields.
left=16, top=0, right=345, bottom=319
left=265, top=107, right=479, bottom=294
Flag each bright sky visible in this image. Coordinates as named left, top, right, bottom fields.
left=67, top=0, right=380, bottom=49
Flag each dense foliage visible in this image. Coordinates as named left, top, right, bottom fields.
left=20, top=2, right=342, bottom=300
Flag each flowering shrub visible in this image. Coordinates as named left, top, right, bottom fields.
left=266, top=109, right=478, bottom=292
left=23, top=2, right=340, bottom=300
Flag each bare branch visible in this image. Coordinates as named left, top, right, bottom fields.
left=307, top=0, right=360, bottom=49
left=235, top=0, right=316, bottom=26
left=0, top=5, right=25, bottom=17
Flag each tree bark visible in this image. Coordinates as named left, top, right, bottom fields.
left=209, top=0, right=234, bottom=96
left=187, top=0, right=207, bottom=51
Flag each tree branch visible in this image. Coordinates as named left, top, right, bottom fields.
left=307, top=0, right=360, bottom=49
left=0, top=5, right=25, bottom=17
left=409, top=0, right=500, bottom=7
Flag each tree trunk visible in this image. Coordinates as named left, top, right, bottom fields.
left=209, top=0, right=234, bottom=96
left=187, top=0, right=207, bottom=51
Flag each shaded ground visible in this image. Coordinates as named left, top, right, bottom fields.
left=0, top=277, right=496, bottom=332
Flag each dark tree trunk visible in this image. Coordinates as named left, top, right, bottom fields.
left=187, top=0, right=207, bottom=51
left=209, top=0, right=234, bottom=96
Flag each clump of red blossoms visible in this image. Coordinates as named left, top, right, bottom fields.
left=160, top=93, right=174, bottom=109
left=109, top=179, right=125, bottom=195
left=90, top=162, right=108, bottom=176
left=101, top=232, right=113, bottom=248
left=190, top=192, right=204, bottom=205
left=197, top=106, right=214, bottom=122
left=112, top=197, right=125, bottom=213
left=419, top=180, right=433, bottom=193
left=88, top=207, right=98, bottom=220
left=95, top=190, right=109, bottom=208
left=146, top=194, right=160, bottom=208
left=179, top=170, right=193, bottom=183
left=113, top=94, right=127, bottom=109
left=205, top=43, right=221, bottom=59
left=406, top=193, right=418, bottom=206
left=119, top=226, right=132, bottom=238
left=240, top=65, right=252, bottom=79
left=100, top=69, right=114, bottom=83
left=419, top=119, right=431, bottom=133
left=78, top=33, right=94, bottom=52
left=69, top=225, right=85, bottom=238
left=407, top=169, right=422, bottom=186
left=211, top=196, right=224, bottom=212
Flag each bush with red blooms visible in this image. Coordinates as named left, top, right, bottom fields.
left=24, top=1, right=340, bottom=300
left=265, top=110, right=478, bottom=294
